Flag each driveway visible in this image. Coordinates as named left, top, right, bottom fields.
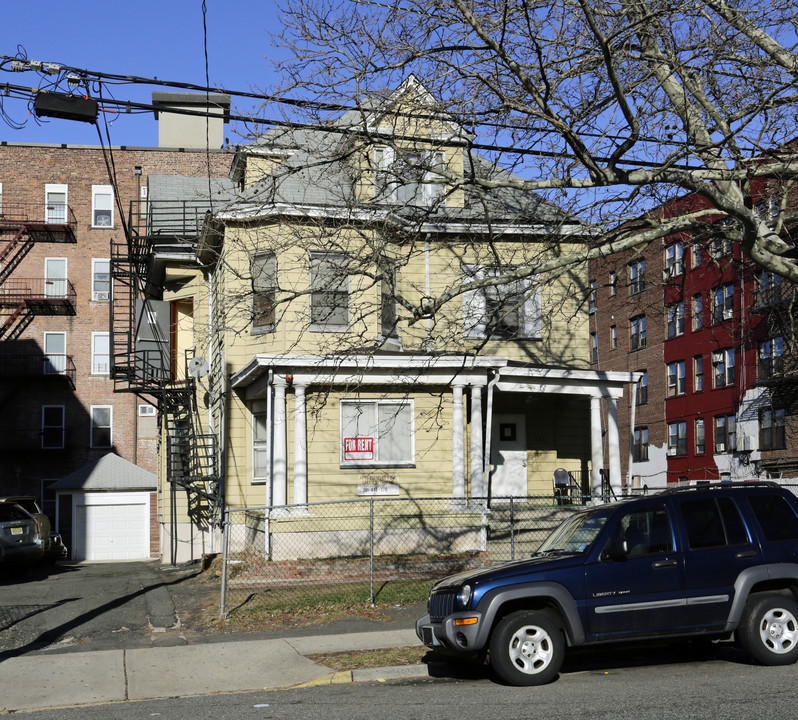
left=0, top=561, right=207, bottom=658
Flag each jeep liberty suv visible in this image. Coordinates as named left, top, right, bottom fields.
left=416, top=483, right=798, bottom=685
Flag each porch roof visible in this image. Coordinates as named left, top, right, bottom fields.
left=230, top=354, right=639, bottom=401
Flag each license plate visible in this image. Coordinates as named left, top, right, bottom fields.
left=10, top=526, right=23, bottom=535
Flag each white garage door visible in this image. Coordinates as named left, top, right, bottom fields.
left=73, top=493, right=150, bottom=561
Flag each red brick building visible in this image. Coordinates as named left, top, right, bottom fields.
left=0, top=93, right=232, bottom=559
left=590, top=191, right=798, bottom=490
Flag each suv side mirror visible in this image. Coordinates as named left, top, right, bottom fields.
left=601, top=539, right=628, bottom=562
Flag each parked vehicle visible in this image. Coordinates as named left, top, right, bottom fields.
left=0, top=502, right=44, bottom=568
left=417, top=482, right=798, bottom=685
left=0, top=496, right=65, bottom=562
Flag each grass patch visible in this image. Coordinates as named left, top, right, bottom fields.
left=306, top=645, right=429, bottom=671
left=226, top=578, right=434, bottom=617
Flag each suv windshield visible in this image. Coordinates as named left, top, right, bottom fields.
left=537, top=507, right=613, bottom=554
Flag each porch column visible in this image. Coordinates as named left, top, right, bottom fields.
left=606, top=396, right=622, bottom=498
left=470, top=385, right=484, bottom=499
left=293, top=384, right=308, bottom=506
left=272, top=378, right=288, bottom=507
left=452, top=384, right=466, bottom=498
left=590, top=395, right=604, bottom=497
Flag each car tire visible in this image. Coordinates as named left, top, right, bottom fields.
left=489, top=610, right=564, bottom=686
left=737, top=594, right=798, bottom=666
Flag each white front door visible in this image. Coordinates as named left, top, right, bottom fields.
left=490, top=414, right=527, bottom=498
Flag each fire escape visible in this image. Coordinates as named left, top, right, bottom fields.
left=110, top=199, right=223, bottom=562
left=753, top=265, right=798, bottom=478
left=0, top=203, right=77, bottom=453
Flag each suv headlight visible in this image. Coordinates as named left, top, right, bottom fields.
left=456, top=584, right=472, bottom=608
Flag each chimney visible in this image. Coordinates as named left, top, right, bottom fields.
left=152, top=91, right=230, bottom=149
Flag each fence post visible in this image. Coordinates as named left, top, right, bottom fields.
left=369, top=498, right=375, bottom=606
left=220, top=508, right=231, bottom=618
left=510, top=496, right=515, bottom=561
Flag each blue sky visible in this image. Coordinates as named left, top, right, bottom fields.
left=0, top=0, right=286, bottom=146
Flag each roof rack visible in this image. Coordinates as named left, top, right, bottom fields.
left=659, top=480, right=779, bottom=495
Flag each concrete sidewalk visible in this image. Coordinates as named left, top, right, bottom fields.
left=0, top=628, right=427, bottom=713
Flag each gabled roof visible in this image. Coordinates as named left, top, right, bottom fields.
left=49, top=453, right=157, bottom=491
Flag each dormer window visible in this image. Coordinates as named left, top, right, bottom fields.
left=373, top=146, right=447, bottom=207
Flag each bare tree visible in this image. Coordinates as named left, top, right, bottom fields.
left=264, top=0, right=798, bottom=284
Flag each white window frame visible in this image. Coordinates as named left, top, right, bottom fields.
left=42, top=405, right=65, bottom=450
left=667, top=301, right=685, bottom=338
left=340, top=399, right=415, bottom=468
left=667, top=360, right=686, bottom=396
left=43, top=331, right=67, bottom=375
left=90, top=405, right=113, bottom=448
left=91, top=332, right=110, bottom=375
left=463, top=264, right=542, bottom=340
left=713, top=348, right=735, bottom=388
left=665, top=241, right=684, bottom=277
left=45, top=183, right=68, bottom=224
left=44, top=257, right=68, bottom=298
left=251, top=253, right=277, bottom=333
left=92, top=258, right=111, bottom=301
left=91, top=185, right=114, bottom=228
left=668, top=420, right=687, bottom=456
left=138, top=404, right=157, bottom=417
left=252, top=399, right=269, bottom=485
left=309, top=252, right=350, bottom=331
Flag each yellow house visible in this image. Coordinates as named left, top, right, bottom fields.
left=132, top=79, right=638, bottom=562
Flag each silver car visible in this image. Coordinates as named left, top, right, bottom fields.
left=0, top=502, right=44, bottom=568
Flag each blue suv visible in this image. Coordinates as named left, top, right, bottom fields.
left=416, top=483, right=798, bottom=685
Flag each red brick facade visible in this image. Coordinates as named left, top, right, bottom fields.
left=0, top=143, right=232, bottom=539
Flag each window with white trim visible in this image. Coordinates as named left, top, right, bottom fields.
left=665, top=241, right=683, bottom=277
left=667, top=360, right=686, bottom=396
left=42, top=405, right=65, bottom=449
left=373, top=146, right=447, bottom=206
left=92, top=258, right=111, bottom=301
left=713, top=348, right=735, bottom=388
left=45, top=184, right=67, bottom=224
left=90, top=405, right=112, bottom=448
left=630, top=315, right=646, bottom=350
left=668, top=421, right=687, bottom=456
left=92, top=332, right=110, bottom=375
left=251, top=253, right=276, bottom=332
left=91, top=185, right=114, bottom=227
left=340, top=399, right=414, bottom=467
left=714, top=414, right=736, bottom=453
left=310, top=252, right=349, bottom=329
left=44, top=257, right=67, bottom=298
left=463, top=265, right=542, bottom=339
left=252, top=400, right=269, bottom=484
left=666, top=301, right=684, bottom=338
left=712, top=283, right=734, bottom=323
left=695, top=418, right=705, bottom=454
left=43, top=331, right=66, bottom=375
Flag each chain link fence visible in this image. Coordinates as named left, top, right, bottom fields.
left=220, top=496, right=587, bottom=618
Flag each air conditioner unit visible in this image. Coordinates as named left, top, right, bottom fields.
left=94, top=292, right=110, bottom=301
left=717, top=443, right=725, bottom=452
left=667, top=447, right=677, bottom=456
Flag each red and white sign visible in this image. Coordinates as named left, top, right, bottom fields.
left=344, top=436, right=374, bottom=460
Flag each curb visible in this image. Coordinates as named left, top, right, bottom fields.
left=290, top=664, right=430, bottom=689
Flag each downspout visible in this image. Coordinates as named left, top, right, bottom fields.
left=482, top=368, right=501, bottom=500
left=627, top=372, right=642, bottom=492
left=425, top=238, right=432, bottom=352
left=265, top=368, right=274, bottom=560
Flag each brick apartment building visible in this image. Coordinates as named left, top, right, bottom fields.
left=589, top=191, right=798, bottom=491
left=0, top=93, right=231, bottom=559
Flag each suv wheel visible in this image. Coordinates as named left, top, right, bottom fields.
left=489, top=610, right=564, bottom=686
left=738, top=595, right=798, bottom=666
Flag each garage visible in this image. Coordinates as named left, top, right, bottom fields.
left=73, top=492, right=151, bottom=561
left=50, top=453, right=158, bottom=562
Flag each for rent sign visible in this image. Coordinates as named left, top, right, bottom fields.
left=344, top=436, right=374, bottom=461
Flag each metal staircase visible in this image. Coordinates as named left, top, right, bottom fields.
left=109, top=199, right=224, bottom=563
